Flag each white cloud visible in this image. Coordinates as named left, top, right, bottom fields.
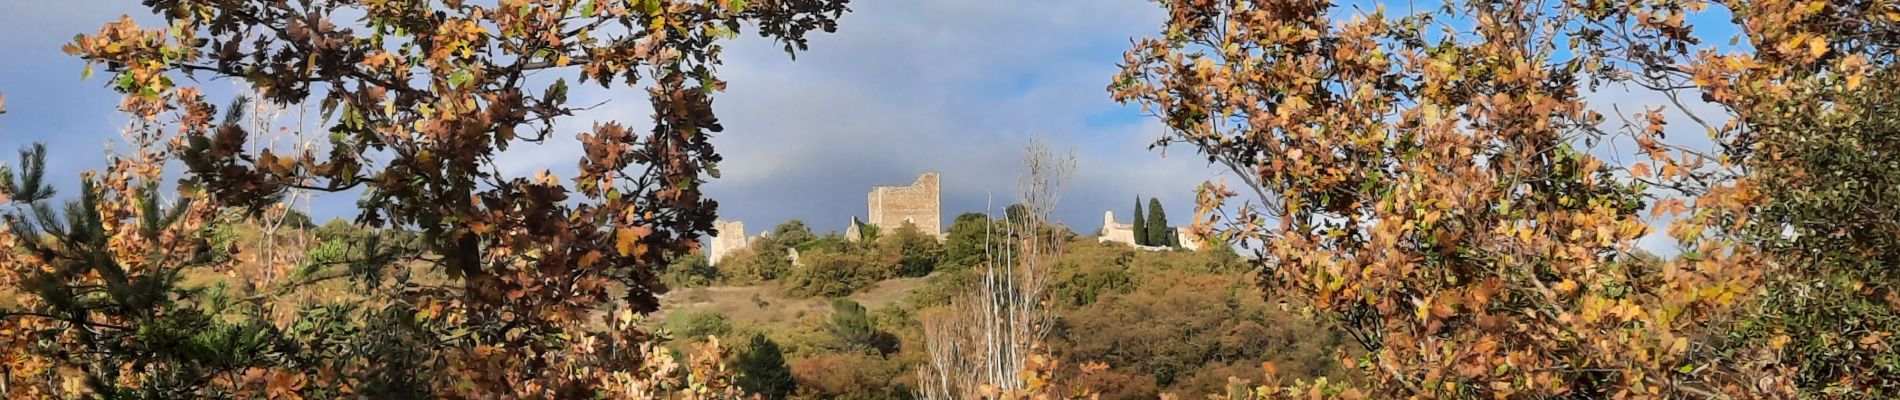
left=1581, top=83, right=1736, bottom=258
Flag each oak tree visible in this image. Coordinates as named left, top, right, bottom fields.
left=59, top=0, right=850, bottom=397
left=1113, top=0, right=1767, bottom=397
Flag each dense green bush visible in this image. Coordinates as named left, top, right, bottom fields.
left=663, top=253, right=718, bottom=288
left=941, top=212, right=989, bottom=268
left=665, top=309, right=733, bottom=340
left=780, top=249, right=880, bottom=297
left=776, top=223, right=944, bottom=297
left=793, top=232, right=855, bottom=253
left=772, top=220, right=818, bottom=248
left=875, top=223, right=943, bottom=277
left=788, top=353, right=913, bottom=400
left=1050, top=260, right=1135, bottom=307
left=1050, top=273, right=1344, bottom=397
left=1034, top=240, right=1339, bottom=397
left=720, top=240, right=793, bottom=284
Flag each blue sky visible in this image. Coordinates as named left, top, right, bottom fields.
left=0, top=1, right=1738, bottom=254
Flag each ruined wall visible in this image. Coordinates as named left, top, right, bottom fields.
left=708, top=220, right=747, bottom=266
left=1098, top=210, right=1138, bottom=245
left=1173, top=227, right=1206, bottom=251
left=845, top=218, right=863, bottom=242
left=867, top=173, right=941, bottom=234
left=1099, top=210, right=1209, bottom=251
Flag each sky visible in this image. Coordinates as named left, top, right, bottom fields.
left=0, top=0, right=1233, bottom=239
left=0, top=1, right=1741, bottom=254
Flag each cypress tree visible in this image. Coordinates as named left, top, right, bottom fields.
left=1132, top=197, right=1148, bottom=246
left=1147, top=197, right=1170, bottom=247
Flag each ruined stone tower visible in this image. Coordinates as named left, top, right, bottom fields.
left=708, top=220, right=747, bottom=266
left=866, top=172, right=941, bottom=234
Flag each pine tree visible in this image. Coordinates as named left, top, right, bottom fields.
left=734, top=334, right=796, bottom=399
left=1, top=142, right=283, bottom=395
left=1132, top=197, right=1148, bottom=246
left=1147, top=197, right=1170, bottom=247
left=826, top=299, right=878, bottom=353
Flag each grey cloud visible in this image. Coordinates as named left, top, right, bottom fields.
left=690, top=0, right=1222, bottom=234
left=495, top=0, right=1219, bottom=235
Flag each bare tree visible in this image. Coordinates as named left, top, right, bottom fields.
left=203, top=87, right=320, bottom=296
left=917, top=139, right=1074, bottom=399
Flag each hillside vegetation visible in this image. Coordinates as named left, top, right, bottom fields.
left=4, top=0, right=1900, bottom=397
left=666, top=217, right=1345, bottom=399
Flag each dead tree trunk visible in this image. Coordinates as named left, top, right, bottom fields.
left=918, top=140, right=1073, bottom=400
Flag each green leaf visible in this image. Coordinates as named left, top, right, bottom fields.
left=447, top=69, right=471, bottom=88
left=710, top=24, right=737, bottom=39
left=548, top=78, right=569, bottom=105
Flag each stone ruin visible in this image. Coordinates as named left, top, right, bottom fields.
left=865, top=172, right=942, bottom=235
left=711, top=176, right=1217, bottom=263
left=1098, top=210, right=1205, bottom=251
left=1098, top=211, right=1140, bottom=246
left=844, top=217, right=864, bottom=242
left=708, top=172, right=943, bottom=263
left=708, top=220, right=798, bottom=267
left=707, top=220, right=748, bottom=266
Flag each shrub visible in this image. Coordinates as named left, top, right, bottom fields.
left=780, top=249, right=879, bottom=298
left=666, top=309, right=733, bottom=340
left=877, top=222, right=944, bottom=277
left=941, top=212, right=990, bottom=268
left=903, top=268, right=980, bottom=309
left=788, top=353, right=912, bottom=400
left=773, top=220, right=818, bottom=248
left=720, top=240, right=793, bottom=284
left=664, top=253, right=718, bottom=288
left=1050, top=273, right=1343, bottom=397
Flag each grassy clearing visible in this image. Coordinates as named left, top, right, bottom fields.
left=655, top=275, right=931, bottom=330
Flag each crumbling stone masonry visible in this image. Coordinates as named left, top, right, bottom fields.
left=708, top=220, right=747, bottom=266
left=866, top=173, right=942, bottom=234
left=1098, top=210, right=1206, bottom=251
left=1098, top=211, right=1136, bottom=245
left=845, top=217, right=864, bottom=242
